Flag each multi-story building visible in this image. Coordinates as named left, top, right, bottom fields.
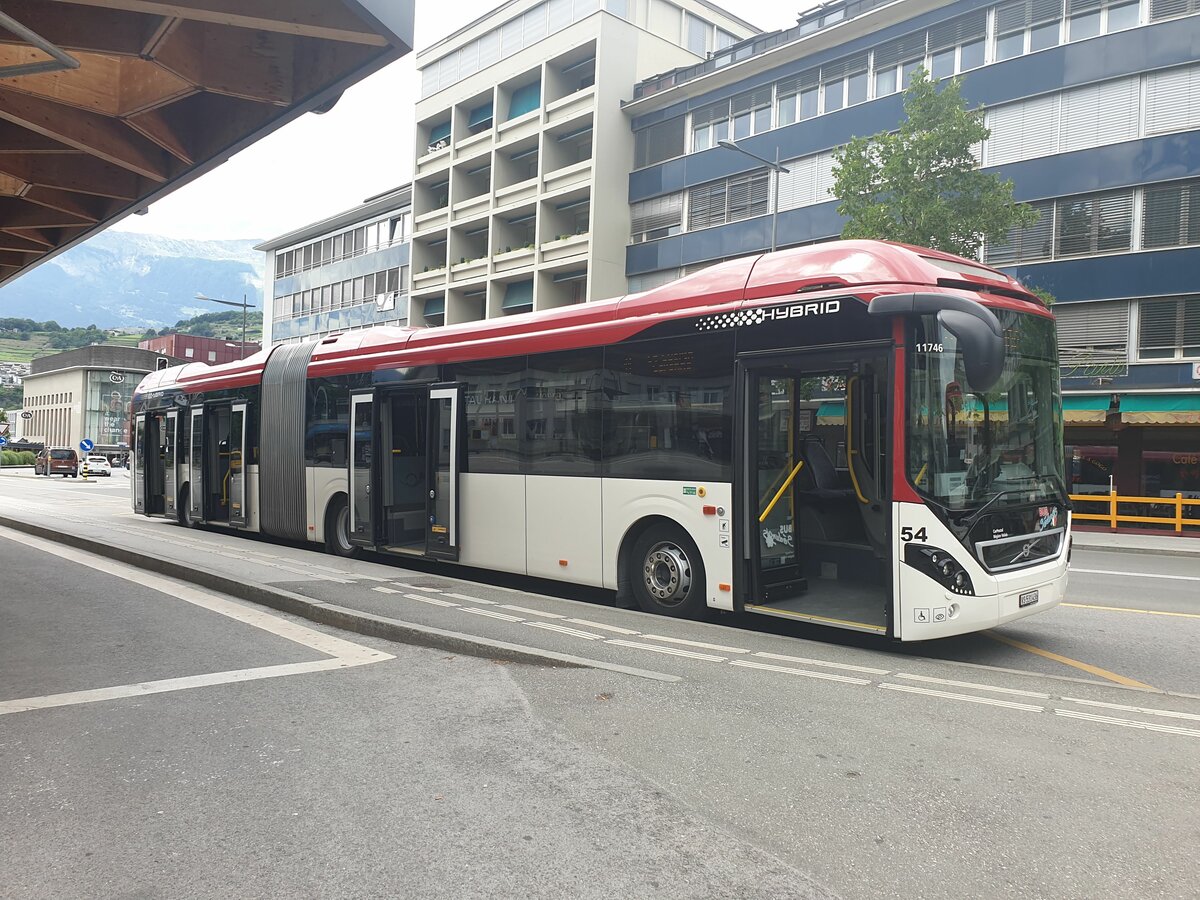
left=138, top=334, right=260, bottom=366
left=258, top=185, right=412, bottom=346
left=407, top=0, right=757, bottom=326
left=20, top=346, right=181, bottom=452
left=624, top=0, right=1200, bottom=500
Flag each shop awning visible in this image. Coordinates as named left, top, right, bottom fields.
left=816, top=401, right=844, bottom=425
left=1120, top=394, right=1200, bottom=425
left=1062, top=395, right=1111, bottom=425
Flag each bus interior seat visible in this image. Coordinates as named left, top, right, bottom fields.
left=795, top=437, right=863, bottom=543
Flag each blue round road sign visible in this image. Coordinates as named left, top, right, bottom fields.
left=80, top=438, right=94, bottom=452
left=0, top=435, right=8, bottom=446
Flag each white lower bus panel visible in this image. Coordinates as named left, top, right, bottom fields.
left=892, top=501, right=1069, bottom=641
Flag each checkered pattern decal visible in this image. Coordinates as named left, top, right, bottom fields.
left=696, top=308, right=766, bottom=331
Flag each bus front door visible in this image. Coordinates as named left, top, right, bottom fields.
left=132, top=413, right=147, bottom=514
left=378, top=388, right=427, bottom=553
left=228, top=402, right=248, bottom=528
left=188, top=406, right=205, bottom=524
left=162, top=410, right=178, bottom=519
left=426, top=384, right=462, bottom=561
left=740, top=351, right=891, bottom=635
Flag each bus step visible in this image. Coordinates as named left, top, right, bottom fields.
left=761, top=577, right=807, bottom=603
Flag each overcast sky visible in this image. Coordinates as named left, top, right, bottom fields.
left=113, top=1, right=810, bottom=243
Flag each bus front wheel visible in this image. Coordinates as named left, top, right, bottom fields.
left=629, top=524, right=706, bottom=619
left=325, top=496, right=358, bottom=558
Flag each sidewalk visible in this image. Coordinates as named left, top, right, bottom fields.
left=1071, top=527, right=1200, bottom=557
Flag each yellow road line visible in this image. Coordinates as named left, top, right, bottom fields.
left=985, top=632, right=1157, bottom=691
left=1062, top=602, right=1200, bottom=620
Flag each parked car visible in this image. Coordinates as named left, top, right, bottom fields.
left=34, top=447, right=79, bottom=477
left=79, top=455, right=112, bottom=477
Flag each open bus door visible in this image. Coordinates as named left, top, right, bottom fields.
left=132, top=413, right=146, bottom=514
left=188, top=405, right=205, bottom=524
left=162, top=410, right=178, bottom=519
left=349, top=392, right=376, bottom=547
left=426, top=384, right=463, bottom=561
left=228, top=402, right=248, bottom=528
left=739, top=347, right=892, bottom=636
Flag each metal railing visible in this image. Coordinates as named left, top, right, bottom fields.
left=1069, top=492, right=1200, bottom=533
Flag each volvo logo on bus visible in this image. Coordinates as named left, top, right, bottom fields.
left=696, top=299, right=841, bottom=331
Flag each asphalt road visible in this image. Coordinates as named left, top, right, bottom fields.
left=3, top=469, right=1200, bottom=898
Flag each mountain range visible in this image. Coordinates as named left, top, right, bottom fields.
left=0, top=231, right=265, bottom=329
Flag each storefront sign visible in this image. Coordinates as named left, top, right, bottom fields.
left=1192, top=362, right=1200, bottom=381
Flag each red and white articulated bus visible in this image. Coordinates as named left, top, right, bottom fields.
left=131, top=240, right=1069, bottom=640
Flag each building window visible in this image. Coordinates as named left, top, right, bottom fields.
left=1055, top=190, right=1134, bottom=257
left=927, top=11, right=987, bottom=77
left=985, top=200, right=1055, bottom=264
left=634, top=117, right=685, bottom=167
left=687, top=172, right=769, bottom=230
left=995, top=0, right=1063, bottom=60
left=1149, top=0, right=1196, bottom=21
left=872, top=32, right=925, bottom=97
left=1054, top=300, right=1130, bottom=368
left=731, top=88, right=772, bottom=139
left=1143, top=179, right=1200, bottom=249
left=775, top=71, right=818, bottom=127
left=185, top=348, right=194, bottom=358
left=508, top=80, right=541, bottom=120
left=690, top=99, right=729, bottom=152
left=631, top=193, right=683, bottom=242
left=467, top=101, right=494, bottom=134
left=819, top=53, right=867, bottom=113
left=427, top=121, right=451, bottom=153
left=1138, top=296, right=1200, bottom=359
left=685, top=12, right=708, bottom=55
left=208, top=351, right=217, bottom=362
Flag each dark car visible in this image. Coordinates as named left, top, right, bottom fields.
left=34, top=447, right=79, bottom=477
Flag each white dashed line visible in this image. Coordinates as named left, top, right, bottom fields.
left=402, top=593, right=458, bottom=608
left=458, top=607, right=523, bottom=623
left=753, top=651, right=890, bottom=675
left=443, top=592, right=497, bottom=605
left=392, top=582, right=442, bottom=592
left=565, top=618, right=640, bottom=635
left=605, top=639, right=726, bottom=662
left=730, top=659, right=871, bottom=685
left=641, top=634, right=751, bottom=654
left=372, top=586, right=401, bottom=595
left=351, top=574, right=391, bottom=582
left=500, top=604, right=566, bottom=619
left=1061, top=697, right=1200, bottom=722
left=879, top=682, right=1044, bottom=712
left=1054, top=709, right=1200, bottom=738
left=1070, top=568, right=1200, bottom=583
left=526, top=622, right=606, bottom=640
left=894, top=672, right=1051, bottom=699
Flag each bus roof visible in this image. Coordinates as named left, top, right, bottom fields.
left=139, top=240, right=1042, bottom=394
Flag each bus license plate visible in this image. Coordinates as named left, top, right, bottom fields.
left=1018, top=589, right=1039, bottom=608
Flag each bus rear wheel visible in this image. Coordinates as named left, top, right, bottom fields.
left=325, top=496, right=358, bottom=558
left=179, top=487, right=196, bottom=528
left=629, top=525, right=706, bottom=619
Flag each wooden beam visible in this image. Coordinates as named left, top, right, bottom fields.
left=152, top=20, right=293, bottom=106
left=21, top=186, right=112, bottom=222
left=47, top=0, right=389, bottom=47
left=0, top=198, right=95, bottom=227
left=0, top=230, right=51, bottom=252
left=0, top=155, right=142, bottom=200
left=125, top=107, right=194, bottom=164
left=0, top=172, right=28, bottom=196
left=142, top=15, right=183, bottom=57
left=2, top=227, right=55, bottom=247
left=0, top=248, right=39, bottom=267
left=0, top=2, right=151, bottom=56
left=0, top=123, right=79, bottom=153
left=0, top=88, right=170, bottom=181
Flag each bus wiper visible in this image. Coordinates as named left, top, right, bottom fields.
left=953, top=489, right=1020, bottom=528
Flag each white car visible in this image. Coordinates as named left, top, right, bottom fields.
left=79, top=455, right=112, bottom=477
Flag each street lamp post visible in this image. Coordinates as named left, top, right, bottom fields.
left=718, top=139, right=790, bottom=253
left=194, top=292, right=254, bottom=359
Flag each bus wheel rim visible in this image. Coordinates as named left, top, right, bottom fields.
left=643, top=541, right=691, bottom=607
left=336, top=505, right=353, bottom=552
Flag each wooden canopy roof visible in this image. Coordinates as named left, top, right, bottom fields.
left=0, top=0, right=413, bottom=288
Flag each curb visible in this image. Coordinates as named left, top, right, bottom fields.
left=1071, top=538, right=1200, bottom=559
left=0, top=514, right=678, bottom=682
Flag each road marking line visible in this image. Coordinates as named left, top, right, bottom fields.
left=565, top=618, right=640, bottom=635
left=984, top=632, right=1157, bottom=691
left=1053, top=709, right=1200, bottom=738
left=458, top=607, right=523, bottom=623
left=731, top=659, right=871, bottom=685
left=0, top=659, right=373, bottom=717
left=443, top=592, right=497, bottom=605
left=753, top=651, right=890, bottom=675
left=641, top=634, right=751, bottom=654
left=879, top=683, right=1044, bottom=712
left=500, top=604, right=566, bottom=619
left=351, top=574, right=390, bottom=582
left=1062, top=603, right=1200, bottom=620
left=1071, top=567, right=1200, bottom=583
left=402, top=593, right=458, bottom=608
left=372, top=586, right=401, bottom=594
left=526, top=622, right=606, bottom=641
left=1061, top=697, right=1200, bottom=723
left=893, top=672, right=1051, bottom=699
left=606, top=639, right=726, bottom=662
left=392, top=582, right=442, bottom=592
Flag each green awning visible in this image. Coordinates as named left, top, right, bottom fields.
left=1062, top=396, right=1111, bottom=410
left=816, top=401, right=844, bottom=424
left=1062, top=394, right=1110, bottom=425
left=1120, top=393, right=1200, bottom=424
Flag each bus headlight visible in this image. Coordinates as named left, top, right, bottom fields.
left=904, top=544, right=976, bottom=596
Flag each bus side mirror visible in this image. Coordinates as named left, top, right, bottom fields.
left=936, top=309, right=1004, bottom=392
left=869, top=292, right=1005, bottom=393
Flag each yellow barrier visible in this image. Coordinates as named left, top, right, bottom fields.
left=1069, top=491, right=1200, bottom=533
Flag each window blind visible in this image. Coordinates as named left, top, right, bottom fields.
left=820, top=52, right=869, bottom=82
left=727, top=172, right=770, bottom=221
left=630, top=193, right=683, bottom=240
left=634, top=117, right=686, bottom=168
left=927, top=11, right=987, bottom=51
left=1054, top=190, right=1134, bottom=257
left=508, top=81, right=541, bottom=119
left=1059, top=77, right=1139, bottom=153
left=777, top=68, right=819, bottom=97
left=1150, top=0, right=1200, bottom=21
left=1139, top=297, right=1200, bottom=353
left=984, top=95, right=1059, bottom=165
left=732, top=88, right=772, bottom=114
left=692, top=99, right=731, bottom=126
left=997, top=0, right=1063, bottom=31
left=1054, top=300, right=1130, bottom=348
left=984, top=200, right=1054, bottom=265
left=873, top=31, right=926, bottom=68
left=1145, top=64, right=1200, bottom=136
left=1143, top=179, right=1200, bottom=248
left=688, top=181, right=728, bottom=230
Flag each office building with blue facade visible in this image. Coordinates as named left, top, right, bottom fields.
left=624, top=0, right=1200, bottom=502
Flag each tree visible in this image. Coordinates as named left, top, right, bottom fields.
left=831, top=69, right=1037, bottom=260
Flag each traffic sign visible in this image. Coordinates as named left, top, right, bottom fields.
left=80, top=438, right=95, bottom=452
left=0, top=435, right=7, bottom=446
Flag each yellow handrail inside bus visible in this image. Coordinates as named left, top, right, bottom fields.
left=760, top=460, right=804, bottom=523
left=915, top=463, right=928, bottom=486
left=845, top=376, right=869, bottom=505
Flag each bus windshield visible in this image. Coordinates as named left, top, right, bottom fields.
left=908, top=308, right=1066, bottom=512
